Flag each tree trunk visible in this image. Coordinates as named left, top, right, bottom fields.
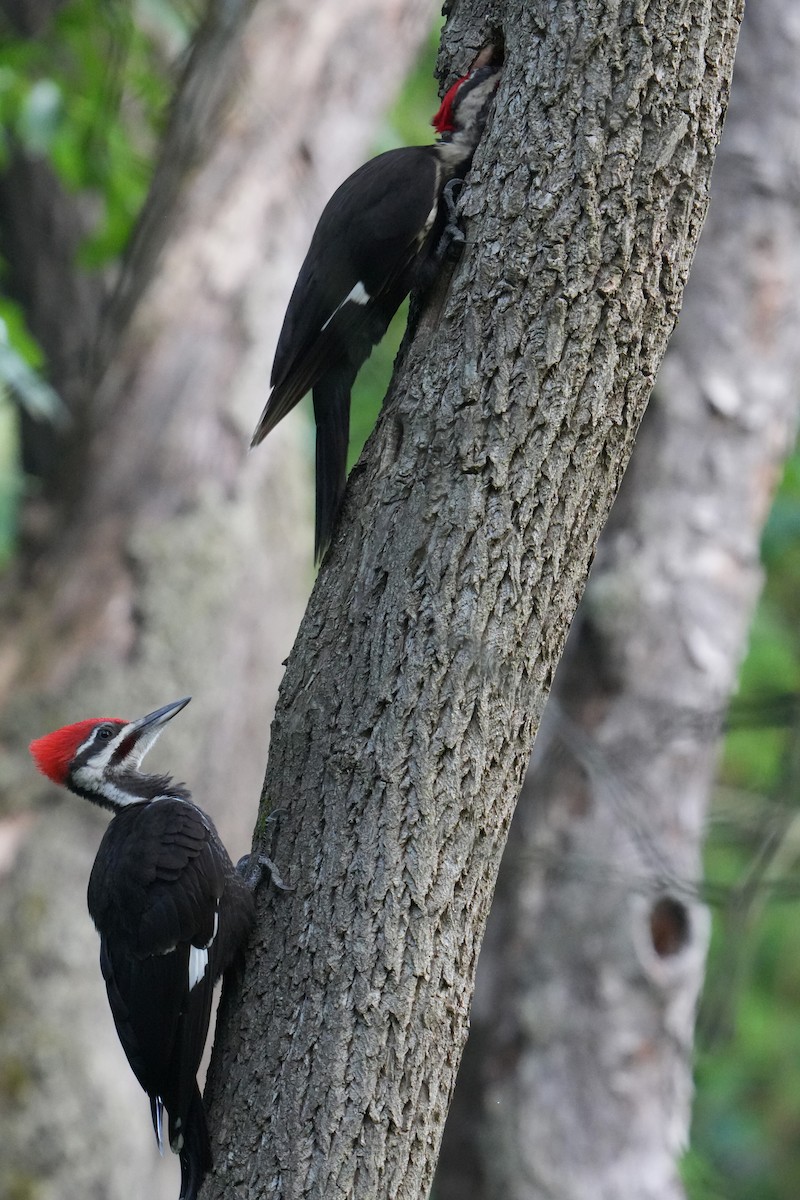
left=203, top=2, right=743, bottom=1197
left=0, top=2, right=435, bottom=1198
left=435, top=0, right=800, bottom=1196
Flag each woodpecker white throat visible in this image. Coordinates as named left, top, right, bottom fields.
left=251, top=61, right=501, bottom=561
left=30, top=697, right=256, bottom=1200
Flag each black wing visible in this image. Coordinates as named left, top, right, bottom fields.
left=88, top=799, right=243, bottom=1137
left=251, top=145, right=442, bottom=445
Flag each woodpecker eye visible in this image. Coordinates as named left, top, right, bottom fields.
left=96, top=725, right=114, bottom=741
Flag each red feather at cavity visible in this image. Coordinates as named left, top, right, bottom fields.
left=431, top=73, right=470, bottom=134
left=30, top=718, right=125, bottom=784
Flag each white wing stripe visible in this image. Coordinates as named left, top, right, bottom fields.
left=188, top=944, right=209, bottom=991
left=206, top=907, right=219, bottom=949
left=320, top=281, right=371, bottom=331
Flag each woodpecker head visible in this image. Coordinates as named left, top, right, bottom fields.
left=30, top=697, right=191, bottom=812
left=432, top=64, right=500, bottom=145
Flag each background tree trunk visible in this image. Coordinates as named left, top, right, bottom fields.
left=0, top=2, right=435, bottom=1197
left=435, top=1, right=800, bottom=1196
left=203, top=1, right=742, bottom=1197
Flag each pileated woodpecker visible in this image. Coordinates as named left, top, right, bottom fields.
left=29, top=697, right=255, bottom=1200
left=251, top=62, right=501, bottom=560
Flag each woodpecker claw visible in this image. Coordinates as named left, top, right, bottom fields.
left=443, top=176, right=464, bottom=224
left=258, top=853, right=293, bottom=892
left=237, top=851, right=293, bottom=893
left=438, top=177, right=466, bottom=259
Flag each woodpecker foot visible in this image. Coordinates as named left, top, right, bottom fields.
left=438, top=178, right=466, bottom=259
left=237, top=851, right=293, bottom=893
left=443, top=176, right=464, bottom=226
left=256, top=853, right=293, bottom=893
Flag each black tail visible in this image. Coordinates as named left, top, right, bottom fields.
left=177, top=1085, right=212, bottom=1200
left=312, top=369, right=353, bottom=562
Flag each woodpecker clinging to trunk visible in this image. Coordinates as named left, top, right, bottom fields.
left=29, top=697, right=256, bottom=1200
left=250, top=60, right=501, bottom=561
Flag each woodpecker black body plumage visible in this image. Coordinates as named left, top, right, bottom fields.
left=29, top=698, right=256, bottom=1200
left=89, top=790, right=254, bottom=1199
left=251, top=64, right=500, bottom=560
left=266, top=145, right=445, bottom=559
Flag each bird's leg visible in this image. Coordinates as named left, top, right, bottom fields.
left=437, top=177, right=466, bottom=259
left=408, top=178, right=469, bottom=335
left=237, top=808, right=293, bottom=892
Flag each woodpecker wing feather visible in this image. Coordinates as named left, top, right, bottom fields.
left=99, top=932, right=183, bottom=1098
left=34, top=701, right=257, bottom=1200
left=252, top=146, right=442, bottom=447
left=179, top=1085, right=212, bottom=1200
left=88, top=798, right=253, bottom=1163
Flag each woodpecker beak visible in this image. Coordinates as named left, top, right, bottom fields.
left=120, top=697, right=191, bottom=769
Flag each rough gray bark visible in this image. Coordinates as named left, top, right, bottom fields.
left=435, top=1, right=800, bottom=1196
left=203, top=1, right=743, bottom=1197
left=0, top=2, right=435, bottom=1197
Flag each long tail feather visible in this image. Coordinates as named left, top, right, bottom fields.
left=150, top=1094, right=165, bottom=1155
left=176, top=1085, right=212, bottom=1200
left=313, top=370, right=353, bottom=562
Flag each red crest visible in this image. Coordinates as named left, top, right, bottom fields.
left=30, top=718, right=124, bottom=784
left=431, top=73, right=471, bottom=134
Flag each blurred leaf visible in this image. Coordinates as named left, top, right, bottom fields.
left=0, top=0, right=192, bottom=268
left=0, top=297, right=44, bottom=370
left=16, top=78, right=62, bottom=154
left=0, top=0, right=203, bottom=564
left=0, top=321, right=66, bottom=425
left=0, top=398, right=21, bottom=566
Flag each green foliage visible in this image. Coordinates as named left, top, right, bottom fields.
left=688, top=444, right=800, bottom=1200
left=0, top=309, right=64, bottom=565
left=5, top=12, right=800, bottom=1191
left=0, top=0, right=199, bottom=559
left=3, top=7, right=800, bottom=1190
left=0, top=391, right=21, bottom=566
left=1, top=0, right=193, bottom=263
left=0, top=310, right=65, bottom=421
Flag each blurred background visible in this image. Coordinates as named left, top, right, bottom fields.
left=0, top=1, right=799, bottom=1199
